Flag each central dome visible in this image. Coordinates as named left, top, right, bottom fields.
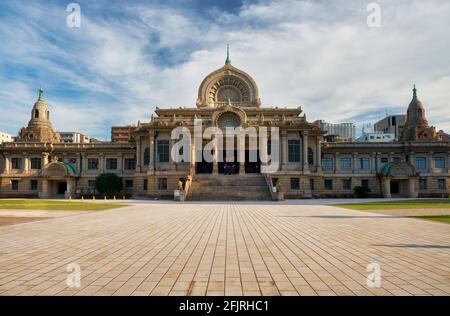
left=196, top=51, right=261, bottom=108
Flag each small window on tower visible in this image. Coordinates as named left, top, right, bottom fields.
left=34, top=109, right=39, bottom=118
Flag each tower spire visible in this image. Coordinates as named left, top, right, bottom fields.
left=413, top=84, right=417, bottom=99
left=225, top=44, right=231, bottom=64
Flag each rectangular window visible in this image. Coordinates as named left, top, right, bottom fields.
left=30, top=180, right=38, bottom=191
left=88, top=180, right=96, bottom=188
left=415, top=157, right=427, bottom=170
left=359, top=158, right=370, bottom=170
left=88, top=158, right=99, bottom=170
left=419, top=179, right=427, bottom=190
left=381, top=157, right=389, bottom=163
left=125, top=180, right=134, bottom=189
left=106, top=158, right=117, bottom=170
left=340, top=158, right=352, bottom=170
left=157, top=178, right=167, bottom=190
left=124, top=158, right=136, bottom=170
left=434, top=157, right=446, bottom=169
left=11, top=180, right=19, bottom=190
left=322, top=158, right=333, bottom=171
left=342, top=179, right=351, bottom=191
left=438, top=179, right=446, bottom=190
left=288, top=140, right=301, bottom=163
left=157, top=140, right=170, bottom=163
left=30, top=158, right=42, bottom=169
left=290, top=178, right=300, bottom=190
left=11, top=158, right=22, bottom=170
left=361, top=180, right=369, bottom=189
left=324, top=180, right=333, bottom=190
left=143, top=179, right=148, bottom=191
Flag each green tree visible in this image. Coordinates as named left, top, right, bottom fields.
left=95, top=173, right=123, bottom=195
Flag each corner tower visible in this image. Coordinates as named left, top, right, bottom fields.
left=401, top=85, right=440, bottom=142
left=18, top=88, right=60, bottom=142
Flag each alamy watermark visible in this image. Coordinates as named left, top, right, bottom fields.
left=66, top=262, right=81, bottom=288
left=66, top=3, right=81, bottom=28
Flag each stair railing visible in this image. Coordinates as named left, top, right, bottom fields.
left=264, top=173, right=284, bottom=201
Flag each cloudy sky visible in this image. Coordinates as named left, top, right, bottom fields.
left=0, top=0, right=449, bottom=140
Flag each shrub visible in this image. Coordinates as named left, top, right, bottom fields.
left=95, top=173, right=123, bottom=195
left=354, top=186, right=371, bottom=198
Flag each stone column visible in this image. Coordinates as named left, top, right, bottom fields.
left=383, top=178, right=391, bottom=198
left=428, top=151, right=434, bottom=172
left=302, top=131, right=310, bottom=173
left=149, top=131, right=155, bottom=172
left=370, top=152, right=376, bottom=174
left=213, top=148, right=219, bottom=175
left=409, top=151, right=416, bottom=168
left=81, top=153, right=86, bottom=175
left=281, top=130, right=288, bottom=171
left=408, top=178, right=417, bottom=198
left=41, top=179, right=49, bottom=199
left=448, top=152, right=450, bottom=174
left=135, top=137, right=141, bottom=173
left=117, top=153, right=123, bottom=174
left=99, top=153, right=104, bottom=172
left=4, top=154, right=10, bottom=174
left=352, top=152, right=358, bottom=173
left=316, top=137, right=322, bottom=173
left=335, top=153, right=340, bottom=173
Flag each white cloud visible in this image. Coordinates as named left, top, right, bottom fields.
left=0, top=0, right=449, bottom=139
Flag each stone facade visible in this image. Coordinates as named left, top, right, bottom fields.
left=1, top=59, right=449, bottom=200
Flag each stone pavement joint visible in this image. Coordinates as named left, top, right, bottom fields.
left=0, top=202, right=449, bottom=296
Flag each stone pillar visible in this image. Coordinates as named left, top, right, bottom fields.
left=41, top=179, right=49, bottom=199
left=408, top=178, right=418, bottom=198
left=190, top=143, right=196, bottom=175
left=149, top=131, right=155, bottom=172
left=213, top=149, right=219, bottom=175
left=448, top=152, right=450, bottom=174
left=99, top=153, right=104, bottom=172
left=335, top=153, right=340, bottom=173
left=4, top=154, right=11, bottom=174
left=370, top=152, right=376, bottom=174
left=383, top=178, right=391, bottom=198
left=352, top=152, right=358, bottom=173
left=409, top=151, right=416, bottom=168
left=316, top=137, right=322, bottom=173
left=117, top=153, right=123, bottom=174
left=281, top=130, right=288, bottom=170
left=135, top=137, right=141, bottom=173
left=428, top=151, right=434, bottom=172
left=302, top=131, right=310, bottom=173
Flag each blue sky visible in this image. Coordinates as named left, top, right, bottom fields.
left=0, top=0, right=449, bottom=140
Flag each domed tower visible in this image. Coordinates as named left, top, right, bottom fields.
left=196, top=45, right=261, bottom=108
left=18, top=88, right=60, bottom=142
left=401, top=85, right=440, bottom=142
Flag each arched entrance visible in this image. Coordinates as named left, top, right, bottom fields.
left=41, top=162, right=77, bottom=198
left=380, top=162, right=418, bottom=198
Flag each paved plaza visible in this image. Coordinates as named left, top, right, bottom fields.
left=0, top=200, right=449, bottom=296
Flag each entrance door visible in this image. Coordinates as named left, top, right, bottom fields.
left=58, top=182, right=67, bottom=195
left=219, top=150, right=239, bottom=174
left=390, top=181, right=400, bottom=195
left=245, top=150, right=261, bottom=174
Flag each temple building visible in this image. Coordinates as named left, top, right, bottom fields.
left=1, top=54, right=449, bottom=200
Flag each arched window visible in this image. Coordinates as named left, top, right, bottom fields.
left=308, top=147, right=314, bottom=165
left=34, top=109, right=39, bottom=118
left=143, top=147, right=150, bottom=166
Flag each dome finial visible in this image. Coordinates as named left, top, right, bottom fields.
left=225, top=44, right=231, bottom=64
left=38, top=86, right=44, bottom=101
left=413, top=84, right=417, bottom=99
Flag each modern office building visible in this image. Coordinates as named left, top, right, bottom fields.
left=374, top=114, right=406, bottom=140
left=316, top=120, right=356, bottom=142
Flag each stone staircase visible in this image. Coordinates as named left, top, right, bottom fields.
left=187, top=174, right=272, bottom=201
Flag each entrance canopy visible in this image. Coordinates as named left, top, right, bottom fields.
left=42, top=161, right=76, bottom=178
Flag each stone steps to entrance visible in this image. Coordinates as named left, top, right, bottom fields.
left=187, top=174, right=272, bottom=201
